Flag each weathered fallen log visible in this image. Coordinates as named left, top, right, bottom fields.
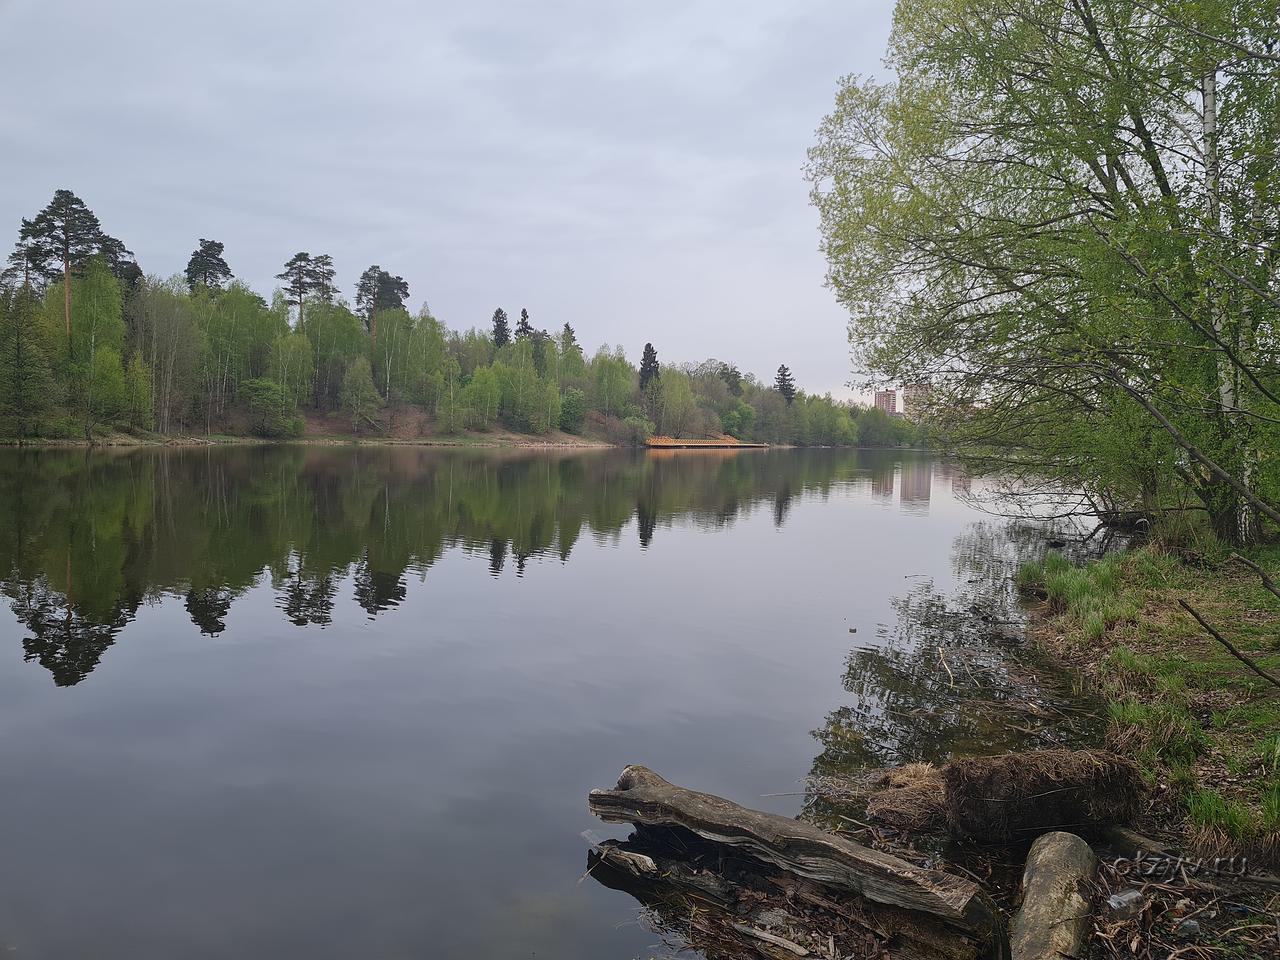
left=1008, top=832, right=1097, bottom=960
left=590, top=828, right=989, bottom=960
left=589, top=765, right=1006, bottom=958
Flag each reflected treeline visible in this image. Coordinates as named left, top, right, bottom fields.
left=805, top=520, right=1101, bottom=828
left=0, top=446, right=919, bottom=685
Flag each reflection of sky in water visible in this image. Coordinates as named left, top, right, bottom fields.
left=0, top=448, right=1050, bottom=958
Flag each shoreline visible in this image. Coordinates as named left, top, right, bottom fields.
left=1021, top=545, right=1279, bottom=857
left=0, top=433, right=929, bottom=452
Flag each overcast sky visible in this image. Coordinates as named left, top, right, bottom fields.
left=0, top=0, right=893, bottom=397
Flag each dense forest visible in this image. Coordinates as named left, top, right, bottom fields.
left=807, top=0, right=1279, bottom=545
left=0, top=191, right=912, bottom=447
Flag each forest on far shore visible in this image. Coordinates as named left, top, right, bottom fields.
left=0, top=190, right=916, bottom=447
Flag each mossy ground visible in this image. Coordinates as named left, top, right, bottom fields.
left=1018, top=544, right=1280, bottom=865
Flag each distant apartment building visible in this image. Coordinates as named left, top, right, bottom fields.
left=873, top=389, right=896, bottom=415
left=902, top=384, right=932, bottom=422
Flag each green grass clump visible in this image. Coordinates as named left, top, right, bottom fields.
left=1108, top=698, right=1205, bottom=768
left=1186, top=788, right=1255, bottom=840
left=1261, top=733, right=1280, bottom=774
left=1020, top=554, right=1135, bottom=635
left=1262, top=781, right=1280, bottom=833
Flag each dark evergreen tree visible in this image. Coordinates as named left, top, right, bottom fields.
left=531, top=329, right=550, bottom=377
left=184, top=239, right=233, bottom=292
left=639, top=342, right=660, bottom=390
left=491, top=308, right=510, bottom=349
left=2, top=239, right=43, bottom=291
left=560, top=322, right=579, bottom=351
left=18, top=189, right=132, bottom=340
left=774, top=364, right=797, bottom=405
left=354, top=265, right=410, bottom=346
left=719, top=362, right=743, bottom=396
left=308, top=254, right=337, bottom=303
left=515, top=307, right=534, bottom=340
left=276, top=252, right=313, bottom=324
left=115, top=259, right=143, bottom=296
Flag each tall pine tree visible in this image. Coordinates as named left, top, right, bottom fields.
left=491, top=308, right=511, bottom=349
left=276, top=253, right=313, bottom=325
left=774, top=364, right=796, bottom=405
left=184, top=239, right=233, bottom=291
left=354, top=265, right=410, bottom=347
left=308, top=254, right=337, bottom=303
left=18, top=189, right=132, bottom=342
left=515, top=307, right=534, bottom=340
left=639, top=342, right=660, bottom=390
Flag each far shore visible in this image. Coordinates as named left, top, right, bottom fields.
left=0, top=434, right=940, bottom=453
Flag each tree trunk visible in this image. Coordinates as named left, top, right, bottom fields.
left=63, top=251, right=71, bottom=342
left=1201, top=66, right=1256, bottom=546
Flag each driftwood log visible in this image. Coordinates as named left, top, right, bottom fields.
left=589, top=765, right=1006, bottom=959
left=1008, top=832, right=1097, bottom=960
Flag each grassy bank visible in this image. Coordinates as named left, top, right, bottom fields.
left=1017, top=545, right=1280, bottom=864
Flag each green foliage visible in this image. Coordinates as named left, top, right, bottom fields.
left=462, top=366, right=501, bottom=427
left=305, top=301, right=365, bottom=410
left=339, top=357, right=381, bottom=432
left=855, top=406, right=913, bottom=447
left=354, top=265, right=409, bottom=329
left=559, top=386, right=587, bottom=433
left=86, top=346, right=127, bottom=427
left=124, top=352, right=153, bottom=430
left=184, top=239, right=232, bottom=291
left=807, top=0, right=1280, bottom=545
left=720, top=399, right=755, bottom=440
left=1186, top=789, right=1255, bottom=841
left=268, top=333, right=313, bottom=409
left=0, top=286, right=54, bottom=435
left=238, top=378, right=302, bottom=438
left=18, top=189, right=133, bottom=289
left=656, top=371, right=696, bottom=437
left=591, top=346, right=633, bottom=418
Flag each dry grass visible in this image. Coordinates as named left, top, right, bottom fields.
left=942, top=749, right=1144, bottom=843
left=864, top=763, right=947, bottom=831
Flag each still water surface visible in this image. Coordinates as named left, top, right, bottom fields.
left=0, top=447, right=1055, bottom=957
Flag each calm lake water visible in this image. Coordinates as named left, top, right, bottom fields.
left=0, top=446, right=1072, bottom=958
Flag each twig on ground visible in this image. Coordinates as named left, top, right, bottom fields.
left=1178, top=600, right=1280, bottom=691
left=1229, top=553, right=1280, bottom=606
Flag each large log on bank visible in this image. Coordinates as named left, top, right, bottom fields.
left=589, top=765, right=1004, bottom=956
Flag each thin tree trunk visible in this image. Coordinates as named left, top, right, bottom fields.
left=63, top=251, right=71, bottom=342
left=1202, top=65, right=1255, bottom=544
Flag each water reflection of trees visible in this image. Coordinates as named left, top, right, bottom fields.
left=806, top=521, right=1097, bottom=827
left=0, top=446, right=917, bottom=684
